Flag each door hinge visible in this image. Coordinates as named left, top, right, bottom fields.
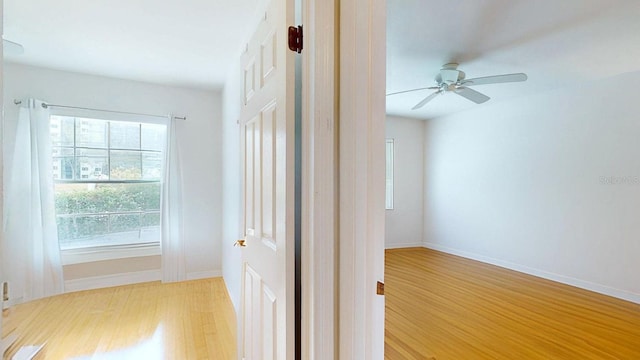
left=376, top=281, right=385, bottom=296
left=288, top=25, right=303, bottom=53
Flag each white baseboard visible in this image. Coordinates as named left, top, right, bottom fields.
left=64, top=269, right=161, bottom=293
left=385, top=242, right=423, bottom=250
left=63, top=269, right=222, bottom=293
left=187, top=270, right=222, bottom=281
left=423, top=242, right=640, bottom=305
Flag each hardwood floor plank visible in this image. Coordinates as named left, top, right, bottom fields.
left=385, top=248, right=640, bottom=360
left=1, top=278, right=236, bottom=359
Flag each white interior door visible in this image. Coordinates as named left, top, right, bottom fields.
left=238, top=0, right=295, bottom=358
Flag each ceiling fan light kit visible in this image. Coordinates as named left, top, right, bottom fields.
left=388, top=62, right=528, bottom=110
left=436, top=63, right=465, bottom=83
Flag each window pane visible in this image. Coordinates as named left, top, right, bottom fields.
left=137, top=183, right=161, bottom=210
left=51, top=114, right=165, bottom=250
left=111, top=213, right=141, bottom=233
left=55, top=183, right=108, bottom=214
left=54, top=183, right=161, bottom=249
left=56, top=216, right=76, bottom=243
left=52, top=147, right=75, bottom=180
left=76, top=215, right=110, bottom=238
left=110, top=122, right=141, bottom=149
left=55, top=183, right=160, bottom=214
left=110, top=150, right=142, bottom=180
left=142, top=212, right=161, bottom=227
left=385, top=139, right=394, bottom=210
left=50, top=116, right=75, bottom=146
left=76, top=149, right=109, bottom=180
left=57, top=215, right=110, bottom=246
left=50, top=117, right=61, bottom=144
left=76, top=118, right=108, bottom=148
left=140, top=212, right=161, bottom=242
left=142, top=152, right=163, bottom=180
left=141, top=124, right=166, bottom=151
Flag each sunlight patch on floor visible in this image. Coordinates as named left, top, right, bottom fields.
left=70, top=325, right=165, bottom=360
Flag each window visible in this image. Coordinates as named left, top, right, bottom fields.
left=385, top=138, right=394, bottom=210
left=50, top=115, right=166, bottom=254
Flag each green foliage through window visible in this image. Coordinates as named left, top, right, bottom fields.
left=55, top=183, right=162, bottom=246
left=55, top=183, right=160, bottom=214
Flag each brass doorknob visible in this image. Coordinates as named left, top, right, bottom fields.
left=234, top=239, right=247, bottom=247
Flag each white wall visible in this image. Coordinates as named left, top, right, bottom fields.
left=423, top=71, right=640, bottom=303
left=3, top=63, right=223, bottom=284
left=221, top=60, right=242, bottom=313
left=385, top=116, right=425, bottom=248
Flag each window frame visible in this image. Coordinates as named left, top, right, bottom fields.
left=385, top=138, right=394, bottom=210
left=49, top=108, right=168, bottom=265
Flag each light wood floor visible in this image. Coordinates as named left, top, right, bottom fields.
left=385, top=248, right=640, bottom=360
left=2, top=278, right=236, bottom=360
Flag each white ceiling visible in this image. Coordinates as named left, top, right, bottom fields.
left=3, top=0, right=262, bottom=90
left=387, top=0, right=640, bottom=119
left=5, top=1, right=640, bottom=102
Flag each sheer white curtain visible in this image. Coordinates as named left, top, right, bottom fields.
left=3, top=99, right=64, bottom=303
left=160, top=117, right=185, bottom=282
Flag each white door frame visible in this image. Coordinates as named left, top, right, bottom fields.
left=300, top=0, right=338, bottom=358
left=301, top=0, right=386, bottom=358
left=0, top=0, right=5, bottom=340
left=338, top=0, right=387, bottom=358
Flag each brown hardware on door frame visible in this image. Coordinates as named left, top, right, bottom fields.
left=234, top=239, right=247, bottom=247
left=377, top=281, right=385, bottom=295
left=288, top=25, right=303, bottom=53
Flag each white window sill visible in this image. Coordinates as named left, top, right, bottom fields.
left=61, top=242, right=161, bottom=265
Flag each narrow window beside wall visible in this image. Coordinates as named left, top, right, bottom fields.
left=386, top=138, right=394, bottom=210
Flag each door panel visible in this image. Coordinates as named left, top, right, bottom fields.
left=239, top=0, right=295, bottom=358
left=261, top=101, right=276, bottom=248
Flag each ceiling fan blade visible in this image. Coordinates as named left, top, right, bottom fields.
left=462, top=73, right=527, bottom=86
left=387, top=86, right=439, bottom=97
left=454, top=87, right=490, bottom=104
left=411, top=91, right=440, bottom=110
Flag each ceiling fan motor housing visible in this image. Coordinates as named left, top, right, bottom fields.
left=440, top=69, right=464, bottom=84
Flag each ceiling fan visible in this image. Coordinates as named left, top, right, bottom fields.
left=387, top=63, right=527, bottom=110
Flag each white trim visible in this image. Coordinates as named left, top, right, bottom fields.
left=339, top=0, right=386, bottom=359
left=0, top=0, right=5, bottom=338
left=186, top=270, right=222, bottom=280
left=301, top=0, right=337, bottom=358
left=385, top=139, right=394, bottom=210
left=61, top=243, right=161, bottom=265
left=422, top=242, right=640, bottom=305
left=385, top=243, right=423, bottom=250
left=64, top=269, right=161, bottom=293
